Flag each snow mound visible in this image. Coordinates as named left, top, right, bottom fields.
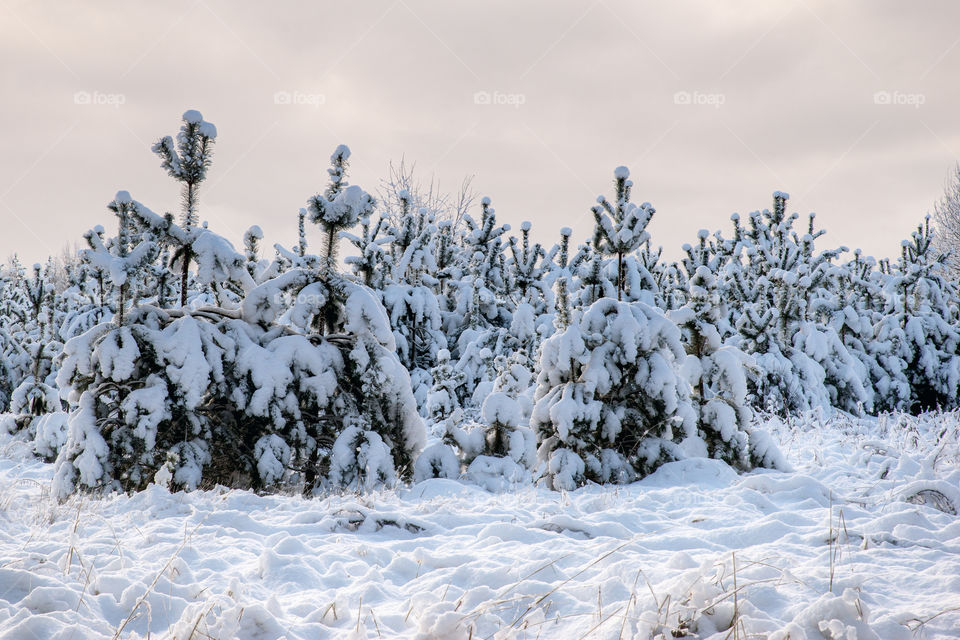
left=0, top=412, right=958, bottom=638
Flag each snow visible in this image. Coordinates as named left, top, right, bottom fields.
left=1, top=411, right=959, bottom=638
left=197, top=120, right=217, bottom=139
left=182, top=109, right=203, bottom=124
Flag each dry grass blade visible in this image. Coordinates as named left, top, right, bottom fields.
left=506, top=537, right=638, bottom=631
left=618, top=569, right=641, bottom=639
left=112, top=522, right=200, bottom=639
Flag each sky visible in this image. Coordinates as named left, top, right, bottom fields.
left=2, top=0, right=960, bottom=265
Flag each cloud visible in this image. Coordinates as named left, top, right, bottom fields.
left=1, top=0, right=959, bottom=263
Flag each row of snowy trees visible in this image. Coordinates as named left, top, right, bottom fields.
left=1, top=110, right=956, bottom=497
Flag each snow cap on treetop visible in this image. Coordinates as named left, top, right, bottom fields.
left=247, top=225, right=263, bottom=238
left=481, top=196, right=492, bottom=206
left=614, top=166, right=630, bottom=179
left=114, top=190, right=133, bottom=204
left=482, top=392, right=522, bottom=427
left=198, top=121, right=217, bottom=139
left=332, top=144, right=350, bottom=161
left=32, top=263, right=41, bottom=271
left=773, top=190, right=790, bottom=199
left=437, top=348, right=450, bottom=362
left=183, top=109, right=203, bottom=124
left=398, top=189, right=410, bottom=201
left=560, top=227, right=572, bottom=237
left=697, top=229, right=709, bottom=240
left=521, top=221, right=531, bottom=231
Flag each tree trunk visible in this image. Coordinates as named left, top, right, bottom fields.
left=617, top=252, right=624, bottom=301
left=180, top=247, right=191, bottom=307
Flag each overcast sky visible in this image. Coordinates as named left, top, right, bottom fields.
left=2, top=0, right=959, bottom=265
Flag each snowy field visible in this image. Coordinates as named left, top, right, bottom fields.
left=1, top=412, right=959, bottom=639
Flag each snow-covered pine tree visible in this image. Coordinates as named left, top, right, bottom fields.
left=425, top=348, right=465, bottom=431
left=152, top=110, right=218, bottom=306
left=434, top=218, right=465, bottom=338
left=532, top=297, right=695, bottom=490
left=58, top=227, right=114, bottom=340
left=590, top=166, right=657, bottom=303
left=243, top=225, right=264, bottom=280
left=453, top=197, right=513, bottom=413
left=641, top=242, right=686, bottom=311
left=672, top=266, right=781, bottom=470
left=875, top=217, right=960, bottom=413
left=507, top=221, right=549, bottom=307
left=552, top=227, right=575, bottom=332
left=459, top=386, right=537, bottom=491
left=240, top=145, right=425, bottom=490
left=308, top=145, right=371, bottom=272
left=507, top=221, right=556, bottom=354
left=460, top=196, right=512, bottom=328
left=823, top=249, right=888, bottom=412
left=382, top=198, right=446, bottom=411
left=343, top=215, right=391, bottom=289
left=1, top=261, right=65, bottom=445
left=723, top=192, right=869, bottom=414
left=52, top=192, right=210, bottom=498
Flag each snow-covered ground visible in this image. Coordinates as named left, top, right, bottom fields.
left=1, top=412, right=958, bottom=639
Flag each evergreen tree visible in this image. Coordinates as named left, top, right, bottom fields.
left=533, top=297, right=695, bottom=489
left=152, top=110, right=218, bottom=306
left=723, top=192, right=868, bottom=414
left=875, top=217, right=960, bottom=412
left=672, top=267, right=781, bottom=470
left=590, top=166, right=656, bottom=302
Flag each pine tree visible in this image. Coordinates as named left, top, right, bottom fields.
left=152, top=110, right=218, bottom=306
left=723, top=192, right=868, bottom=414
left=533, top=297, right=695, bottom=489
left=426, top=348, right=466, bottom=430
left=343, top=215, right=391, bottom=289
left=382, top=203, right=446, bottom=411
left=590, top=166, right=656, bottom=302
left=875, top=217, right=960, bottom=412
left=507, top=221, right=549, bottom=307
left=672, top=266, right=780, bottom=470
left=306, top=145, right=375, bottom=277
